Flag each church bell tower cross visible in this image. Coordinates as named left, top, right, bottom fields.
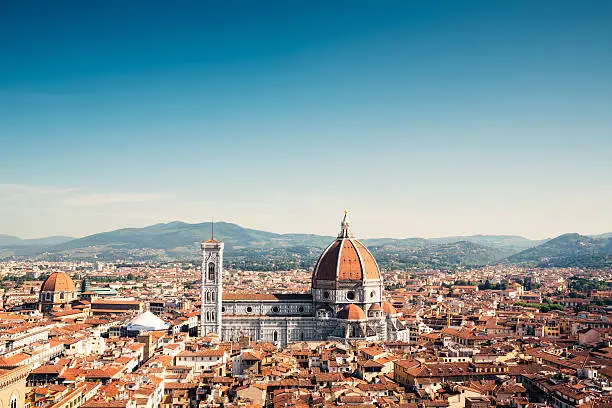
left=201, top=234, right=224, bottom=337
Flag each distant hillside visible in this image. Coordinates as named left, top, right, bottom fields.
left=507, top=233, right=612, bottom=268
left=0, top=234, right=22, bottom=246
left=2, top=222, right=610, bottom=269
left=0, top=234, right=73, bottom=246
left=430, top=234, right=544, bottom=253
left=0, top=234, right=74, bottom=258
left=370, top=241, right=508, bottom=269
left=49, top=221, right=289, bottom=252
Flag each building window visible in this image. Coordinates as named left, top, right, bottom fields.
left=298, top=306, right=304, bottom=313
left=10, top=396, right=18, bottom=408
left=272, top=306, right=279, bottom=313
left=208, top=262, right=215, bottom=281
left=60, top=292, right=65, bottom=300
left=370, top=291, right=375, bottom=298
left=273, top=331, right=278, bottom=342
left=346, top=291, right=356, bottom=301
left=246, top=306, right=253, bottom=313
left=323, top=291, right=330, bottom=299
left=221, top=306, right=226, bottom=313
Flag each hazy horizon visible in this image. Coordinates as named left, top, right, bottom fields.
left=2, top=212, right=611, bottom=242
left=1, top=2, right=611, bottom=240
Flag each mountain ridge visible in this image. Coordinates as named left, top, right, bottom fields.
left=507, top=233, right=612, bottom=268
left=1, top=222, right=610, bottom=269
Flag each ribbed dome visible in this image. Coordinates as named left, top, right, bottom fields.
left=41, top=272, right=76, bottom=293
left=312, top=213, right=381, bottom=285
left=337, top=304, right=367, bottom=321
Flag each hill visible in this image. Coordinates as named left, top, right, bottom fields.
left=370, top=241, right=508, bottom=269
left=32, top=222, right=336, bottom=263
left=2, top=222, right=610, bottom=269
left=507, top=233, right=612, bottom=268
left=430, top=234, right=544, bottom=253
left=0, top=234, right=74, bottom=258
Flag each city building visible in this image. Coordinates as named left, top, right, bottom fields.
left=38, top=272, right=77, bottom=314
left=0, top=366, right=29, bottom=408
left=201, top=212, right=410, bottom=346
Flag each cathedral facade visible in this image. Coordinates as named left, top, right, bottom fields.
left=200, top=213, right=410, bottom=347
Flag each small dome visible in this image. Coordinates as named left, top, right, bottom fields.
left=369, top=303, right=383, bottom=312
left=41, top=272, right=76, bottom=293
left=382, top=301, right=397, bottom=315
left=338, top=304, right=367, bottom=321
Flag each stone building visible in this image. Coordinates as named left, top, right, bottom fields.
left=201, top=212, right=410, bottom=346
left=0, top=366, right=29, bottom=408
left=38, top=272, right=77, bottom=314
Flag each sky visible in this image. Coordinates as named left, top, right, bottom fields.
left=1, top=1, right=611, bottom=240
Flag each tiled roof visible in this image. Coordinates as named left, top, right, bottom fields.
left=337, top=304, right=366, bottom=321
left=41, top=272, right=76, bottom=292
left=313, top=237, right=380, bottom=283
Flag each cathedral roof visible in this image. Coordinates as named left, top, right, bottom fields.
left=337, top=304, right=367, bottom=321
left=369, top=303, right=383, bottom=312
left=41, top=272, right=76, bottom=293
left=312, top=212, right=381, bottom=285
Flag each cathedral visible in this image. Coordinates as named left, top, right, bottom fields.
left=200, top=213, right=410, bottom=347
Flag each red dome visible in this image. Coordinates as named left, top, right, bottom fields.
left=369, top=303, right=383, bottom=312
left=338, top=304, right=367, bottom=321
left=313, top=239, right=380, bottom=282
left=41, top=272, right=76, bottom=293
left=312, top=213, right=381, bottom=286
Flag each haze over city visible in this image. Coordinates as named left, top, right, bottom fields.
left=1, top=1, right=611, bottom=239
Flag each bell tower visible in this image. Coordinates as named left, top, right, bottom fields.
left=201, top=233, right=224, bottom=337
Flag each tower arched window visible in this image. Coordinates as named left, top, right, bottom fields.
left=206, top=292, right=211, bottom=303
left=60, top=292, right=64, bottom=300
left=206, top=311, right=210, bottom=322
left=10, top=396, right=18, bottom=408
left=208, top=262, right=215, bottom=281
left=211, top=292, right=216, bottom=302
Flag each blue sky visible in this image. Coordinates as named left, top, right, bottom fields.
left=1, top=1, right=611, bottom=239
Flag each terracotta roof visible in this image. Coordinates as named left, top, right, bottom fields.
left=337, top=304, right=367, bottom=321
left=313, top=238, right=380, bottom=283
left=382, top=301, right=397, bottom=315
left=41, top=272, right=76, bottom=293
